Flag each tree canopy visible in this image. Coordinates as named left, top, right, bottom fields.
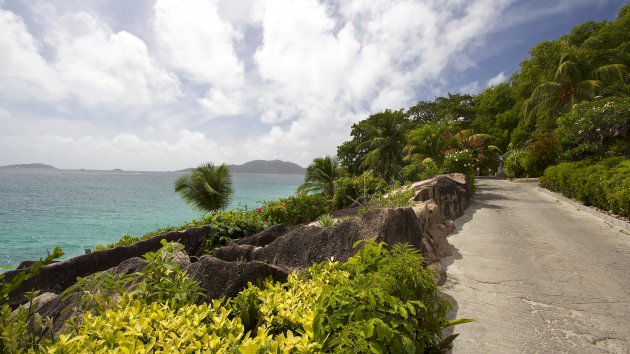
left=336, top=4, right=630, bottom=180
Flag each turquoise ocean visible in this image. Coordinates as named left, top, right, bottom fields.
left=0, top=169, right=303, bottom=268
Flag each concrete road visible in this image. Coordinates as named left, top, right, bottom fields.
left=443, top=178, right=630, bottom=354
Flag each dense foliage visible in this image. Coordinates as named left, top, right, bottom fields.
left=3, top=242, right=468, bottom=353
left=556, top=97, right=630, bottom=160
left=332, top=172, right=387, bottom=209
left=334, top=5, right=630, bottom=180
left=260, top=194, right=333, bottom=226
left=539, top=157, right=630, bottom=216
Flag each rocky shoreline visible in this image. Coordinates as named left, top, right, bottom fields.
left=5, top=173, right=471, bottom=336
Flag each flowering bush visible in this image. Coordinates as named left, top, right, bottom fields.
left=557, top=97, right=630, bottom=160
left=442, top=149, right=476, bottom=176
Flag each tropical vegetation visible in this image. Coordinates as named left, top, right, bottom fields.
left=540, top=157, right=630, bottom=217
left=332, top=5, right=629, bottom=187
left=174, top=163, right=233, bottom=213
left=297, top=155, right=342, bottom=197
left=4, top=6, right=630, bottom=353
left=2, top=241, right=470, bottom=353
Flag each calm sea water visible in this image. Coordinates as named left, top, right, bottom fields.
left=0, top=169, right=303, bottom=268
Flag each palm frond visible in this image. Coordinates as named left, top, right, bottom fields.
left=590, top=64, right=628, bottom=82
left=174, top=163, right=233, bottom=213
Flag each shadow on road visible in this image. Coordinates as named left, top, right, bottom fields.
left=440, top=182, right=507, bottom=348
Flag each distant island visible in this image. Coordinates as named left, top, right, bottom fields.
left=0, top=163, right=56, bottom=169
left=178, top=160, right=305, bottom=175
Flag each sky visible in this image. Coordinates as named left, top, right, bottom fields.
left=0, top=0, right=626, bottom=171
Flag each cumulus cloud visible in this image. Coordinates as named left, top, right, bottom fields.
left=487, top=71, right=508, bottom=87
left=153, top=0, right=244, bottom=89
left=0, top=8, right=63, bottom=102
left=0, top=0, right=616, bottom=169
left=0, top=128, right=232, bottom=171
left=249, top=0, right=512, bottom=163
left=0, top=4, right=181, bottom=112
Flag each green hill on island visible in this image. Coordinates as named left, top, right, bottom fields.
left=0, top=163, right=56, bottom=169
left=178, top=160, right=305, bottom=174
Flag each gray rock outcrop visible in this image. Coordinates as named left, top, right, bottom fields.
left=210, top=173, right=471, bottom=285
left=250, top=208, right=422, bottom=268
left=4, top=225, right=210, bottom=308
left=411, top=173, right=471, bottom=219
left=185, top=257, right=289, bottom=300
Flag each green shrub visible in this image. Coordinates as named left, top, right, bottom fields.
left=137, top=240, right=205, bottom=308
left=1, top=247, right=63, bottom=353
left=417, top=161, right=443, bottom=181
left=332, top=172, right=387, bottom=210
left=503, top=148, right=527, bottom=179
left=317, top=213, right=336, bottom=227
left=401, top=162, right=423, bottom=183
left=260, top=194, right=332, bottom=226
left=540, top=157, right=630, bottom=216
left=95, top=234, right=143, bottom=250
left=199, top=209, right=270, bottom=254
left=95, top=226, right=181, bottom=251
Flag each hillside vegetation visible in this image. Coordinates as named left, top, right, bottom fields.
left=331, top=5, right=629, bottom=185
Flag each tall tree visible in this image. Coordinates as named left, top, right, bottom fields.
left=174, top=163, right=233, bottom=213
left=407, top=93, right=475, bottom=128
left=297, top=155, right=340, bottom=197
left=404, top=123, right=452, bottom=164
left=356, top=110, right=412, bottom=182
left=523, top=52, right=627, bottom=128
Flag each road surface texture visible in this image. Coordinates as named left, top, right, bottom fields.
left=443, top=178, right=630, bottom=354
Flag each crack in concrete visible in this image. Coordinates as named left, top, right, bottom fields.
left=592, top=337, right=624, bottom=345
left=461, top=275, right=524, bottom=286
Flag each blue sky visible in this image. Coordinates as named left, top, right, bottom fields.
left=0, top=0, right=626, bottom=170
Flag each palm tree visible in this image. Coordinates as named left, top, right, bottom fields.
left=356, top=110, right=410, bottom=182
left=403, top=123, right=452, bottom=165
left=297, top=155, right=340, bottom=197
left=174, top=163, right=233, bottom=213
left=524, top=53, right=627, bottom=125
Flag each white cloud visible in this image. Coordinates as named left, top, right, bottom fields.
left=0, top=8, right=63, bottom=102
left=152, top=0, right=244, bottom=89
left=0, top=128, right=232, bottom=171
left=0, top=4, right=181, bottom=112
left=197, top=88, right=242, bottom=117
left=249, top=0, right=512, bottom=164
left=487, top=71, right=508, bottom=87
left=1, top=0, right=613, bottom=169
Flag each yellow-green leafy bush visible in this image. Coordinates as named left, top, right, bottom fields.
left=31, top=242, right=467, bottom=353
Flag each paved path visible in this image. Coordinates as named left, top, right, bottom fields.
left=443, top=179, right=630, bottom=354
